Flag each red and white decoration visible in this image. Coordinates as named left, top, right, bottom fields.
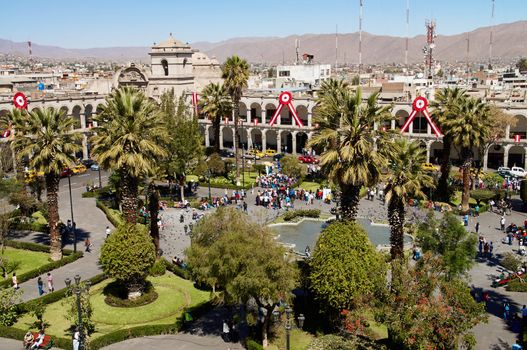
left=514, top=134, right=521, bottom=143
left=400, top=96, right=442, bottom=137
left=268, top=91, right=304, bottom=127
left=253, top=118, right=259, bottom=125
left=13, top=92, right=28, bottom=110
left=191, top=92, right=199, bottom=115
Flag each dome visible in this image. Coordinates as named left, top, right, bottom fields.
left=153, top=33, right=190, bottom=49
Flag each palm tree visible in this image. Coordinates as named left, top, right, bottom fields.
left=13, top=107, right=81, bottom=261
left=222, top=55, right=249, bottom=184
left=442, top=97, right=491, bottom=212
left=430, top=87, right=467, bottom=202
left=0, top=108, right=25, bottom=175
left=199, top=83, right=232, bottom=153
left=91, top=87, right=167, bottom=223
left=309, top=82, right=393, bottom=221
left=384, top=138, right=434, bottom=259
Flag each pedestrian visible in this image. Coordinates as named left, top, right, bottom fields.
left=243, top=201, right=248, bottom=212
left=482, top=291, right=490, bottom=310
left=47, top=272, right=54, bottom=292
left=475, top=204, right=480, bottom=217
left=37, top=276, right=45, bottom=295
left=490, top=241, right=494, bottom=257
left=501, top=216, right=506, bottom=231
left=484, top=242, right=489, bottom=258
left=84, top=238, right=92, bottom=253
left=475, top=222, right=480, bottom=234
left=478, top=239, right=483, bottom=255
left=12, top=272, right=18, bottom=289
left=504, top=302, right=511, bottom=320
left=222, top=319, right=230, bottom=342
left=463, top=214, right=469, bottom=227
left=105, top=226, right=111, bottom=239
left=73, top=327, right=80, bottom=350
left=522, top=305, right=527, bottom=336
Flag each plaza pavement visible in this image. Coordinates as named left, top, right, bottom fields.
left=4, top=174, right=527, bottom=349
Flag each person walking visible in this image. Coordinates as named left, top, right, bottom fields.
left=72, top=328, right=80, bottom=350
left=84, top=238, right=92, bottom=253
left=489, top=241, right=494, bottom=257
left=12, top=272, right=18, bottom=289
left=504, top=302, right=511, bottom=320
left=475, top=222, right=480, bottom=234
left=243, top=201, right=248, bottom=212
left=37, top=276, right=45, bottom=296
left=105, top=226, right=111, bottom=239
left=222, top=319, right=230, bottom=342
left=501, top=216, right=506, bottom=231
left=522, top=305, right=527, bottom=336
left=47, top=272, right=54, bottom=292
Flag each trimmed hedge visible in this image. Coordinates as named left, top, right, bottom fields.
left=506, top=279, right=527, bottom=292
left=162, top=258, right=191, bottom=280
left=96, top=200, right=123, bottom=227
left=0, top=242, right=83, bottom=289
left=247, top=339, right=264, bottom=350
left=4, top=240, right=75, bottom=256
left=283, top=209, right=321, bottom=221
left=9, top=221, right=48, bottom=233
left=198, top=181, right=253, bottom=190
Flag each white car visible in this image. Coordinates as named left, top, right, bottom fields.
left=510, top=166, right=527, bottom=178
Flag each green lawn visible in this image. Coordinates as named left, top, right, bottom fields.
left=14, top=273, right=210, bottom=339
left=296, top=181, right=320, bottom=192
left=269, top=329, right=314, bottom=350
left=1, top=247, right=50, bottom=281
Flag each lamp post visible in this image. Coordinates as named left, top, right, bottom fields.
left=273, top=307, right=305, bottom=350
left=97, top=165, right=102, bottom=189
left=67, top=172, right=76, bottom=253
left=206, top=168, right=212, bottom=201
left=65, top=275, right=90, bottom=350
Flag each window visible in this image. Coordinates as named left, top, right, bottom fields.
left=279, top=71, right=290, bottom=77
left=161, top=59, right=169, bottom=76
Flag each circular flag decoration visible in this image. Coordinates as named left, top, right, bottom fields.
left=279, top=91, right=292, bottom=104
left=412, top=96, right=428, bottom=112
left=13, top=92, right=27, bottom=109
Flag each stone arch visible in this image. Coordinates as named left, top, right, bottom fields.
left=265, top=129, right=277, bottom=150
left=280, top=130, right=292, bottom=153
left=296, top=105, right=309, bottom=127
left=511, top=114, right=527, bottom=139
left=238, top=126, right=249, bottom=150
left=265, top=103, right=277, bottom=124
left=412, top=111, right=428, bottom=134
left=488, top=143, right=505, bottom=169
left=507, top=145, right=526, bottom=168
left=250, top=128, right=263, bottom=150
left=161, top=59, right=169, bottom=76
left=84, top=104, right=94, bottom=128
left=281, top=105, right=293, bottom=126
left=250, top=103, right=262, bottom=124
left=238, top=102, right=247, bottom=123
left=72, top=105, right=82, bottom=129
left=296, top=132, right=309, bottom=154
left=429, top=140, right=443, bottom=164
left=395, top=109, right=410, bottom=129
left=221, top=126, right=234, bottom=149
left=208, top=125, right=217, bottom=149
left=59, top=106, right=69, bottom=117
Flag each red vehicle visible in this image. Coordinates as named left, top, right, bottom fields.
left=298, top=155, right=319, bottom=164
left=60, top=168, right=73, bottom=178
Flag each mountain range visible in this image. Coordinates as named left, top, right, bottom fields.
left=1, top=21, right=526, bottom=64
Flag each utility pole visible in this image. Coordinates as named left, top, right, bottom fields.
left=489, top=0, right=495, bottom=69
left=424, top=19, right=436, bottom=81
left=335, top=24, right=338, bottom=75
left=405, top=0, right=410, bottom=72
left=466, top=33, right=470, bottom=86
left=358, top=0, right=363, bottom=81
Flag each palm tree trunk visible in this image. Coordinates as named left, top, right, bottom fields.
left=461, top=148, right=472, bottom=213
left=213, top=115, right=221, bottom=153
left=388, top=197, right=405, bottom=260
left=340, top=183, right=361, bottom=221
left=45, top=173, right=62, bottom=261
left=233, top=93, right=241, bottom=185
left=120, top=170, right=138, bottom=224
left=148, top=182, right=160, bottom=255
left=437, top=136, right=452, bottom=202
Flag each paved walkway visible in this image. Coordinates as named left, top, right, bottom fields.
left=101, top=334, right=243, bottom=350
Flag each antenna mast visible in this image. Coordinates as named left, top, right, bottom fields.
left=424, top=19, right=436, bottom=80
left=405, top=0, right=409, bottom=70
left=466, top=33, right=470, bottom=86
left=489, top=0, right=495, bottom=69
left=335, top=24, right=338, bottom=75
left=295, top=38, right=299, bottom=64
left=358, top=0, right=363, bottom=81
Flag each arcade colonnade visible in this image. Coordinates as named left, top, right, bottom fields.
left=1, top=95, right=527, bottom=170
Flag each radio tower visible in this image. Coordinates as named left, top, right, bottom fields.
left=489, top=0, right=495, bottom=69
left=335, top=24, right=338, bottom=75
left=423, top=19, right=436, bottom=80
left=405, top=0, right=410, bottom=70
left=358, top=0, right=363, bottom=80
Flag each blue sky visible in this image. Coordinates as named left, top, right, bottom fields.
left=1, top=0, right=525, bottom=48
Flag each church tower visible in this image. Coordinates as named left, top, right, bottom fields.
left=148, top=34, right=194, bottom=99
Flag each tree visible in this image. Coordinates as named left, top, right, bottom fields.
left=309, top=221, right=386, bottom=314
left=161, top=93, right=203, bottom=201
left=431, top=87, right=467, bottom=202
left=92, top=86, right=167, bottom=223
left=13, top=107, right=81, bottom=261
left=222, top=55, right=250, bottom=185
left=416, top=212, right=477, bottom=279
left=309, top=81, right=393, bottom=220
left=379, top=255, right=486, bottom=349
left=517, top=58, right=527, bottom=72
left=384, top=139, right=434, bottom=259
left=470, top=189, right=495, bottom=205
left=442, top=97, right=491, bottom=212
left=280, top=155, right=307, bottom=179
left=186, top=207, right=298, bottom=347
left=0, top=287, right=22, bottom=326
left=521, top=179, right=527, bottom=203
left=199, top=83, right=232, bottom=153
left=100, top=223, right=156, bottom=299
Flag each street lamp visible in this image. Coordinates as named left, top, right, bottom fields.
left=205, top=168, right=212, bottom=201
left=273, top=307, right=305, bottom=350
left=65, top=275, right=90, bottom=350
left=67, top=171, right=76, bottom=253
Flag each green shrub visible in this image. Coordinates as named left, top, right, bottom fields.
left=96, top=200, right=124, bottom=227
left=283, top=209, right=321, bottom=221
left=506, top=279, right=527, bottom=292
left=247, top=339, right=264, bottom=350
left=82, top=191, right=98, bottom=198
left=149, top=259, right=166, bottom=277
left=501, top=252, right=522, bottom=272
left=104, top=281, right=158, bottom=307
left=521, top=180, right=527, bottom=203
left=162, top=258, right=191, bottom=280
left=470, top=189, right=496, bottom=205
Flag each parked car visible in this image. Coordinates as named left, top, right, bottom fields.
left=81, top=159, right=96, bottom=167
left=219, top=149, right=235, bottom=158
left=510, top=166, right=527, bottom=178
left=265, top=149, right=277, bottom=157
left=298, top=155, right=319, bottom=164
left=72, top=164, right=87, bottom=174
left=421, top=163, right=439, bottom=172
left=60, top=168, right=73, bottom=178
left=497, top=166, right=511, bottom=177
left=273, top=153, right=285, bottom=161
left=90, top=163, right=100, bottom=171
left=246, top=149, right=265, bottom=159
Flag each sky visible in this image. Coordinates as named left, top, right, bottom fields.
left=1, top=0, right=525, bottom=48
